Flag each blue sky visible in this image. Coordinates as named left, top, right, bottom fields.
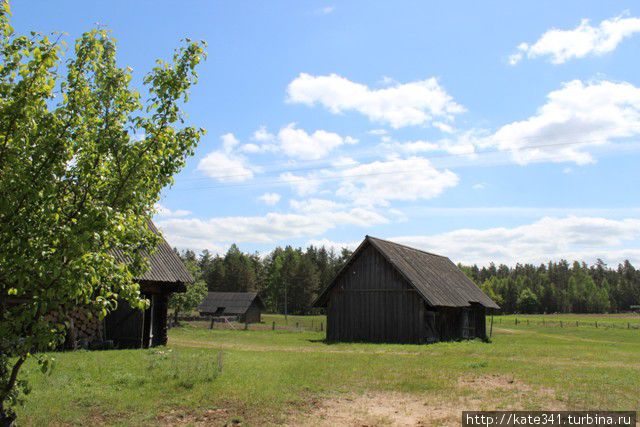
left=16, top=1, right=640, bottom=265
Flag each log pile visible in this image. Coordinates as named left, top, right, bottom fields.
left=66, top=308, right=103, bottom=348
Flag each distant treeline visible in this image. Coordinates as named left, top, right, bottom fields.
left=178, top=244, right=352, bottom=314
left=177, top=246, right=640, bottom=315
left=460, top=260, right=640, bottom=314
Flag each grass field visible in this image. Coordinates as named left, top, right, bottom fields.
left=15, top=314, right=640, bottom=426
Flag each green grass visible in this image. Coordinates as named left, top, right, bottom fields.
left=494, top=313, right=640, bottom=328
left=15, top=314, right=640, bottom=426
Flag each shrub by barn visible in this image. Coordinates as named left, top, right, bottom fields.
left=314, top=236, right=499, bottom=344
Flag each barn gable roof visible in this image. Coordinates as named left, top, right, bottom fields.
left=198, top=292, right=265, bottom=316
left=315, top=236, right=499, bottom=309
left=111, top=221, right=193, bottom=288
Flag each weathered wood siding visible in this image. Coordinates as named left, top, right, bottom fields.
left=325, top=242, right=489, bottom=344
left=327, top=244, right=425, bottom=343
left=240, top=301, right=262, bottom=323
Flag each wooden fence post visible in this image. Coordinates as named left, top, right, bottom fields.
left=320, top=322, right=323, bottom=332
left=272, top=321, right=275, bottom=331
left=560, top=321, right=563, bottom=328
left=489, top=313, right=494, bottom=338
left=296, top=322, right=299, bottom=330
left=628, top=322, right=631, bottom=329
left=595, top=321, right=598, bottom=328
left=244, top=322, right=248, bottom=330
left=576, top=321, right=579, bottom=327
left=210, top=317, right=214, bottom=330
left=515, top=318, right=518, bottom=325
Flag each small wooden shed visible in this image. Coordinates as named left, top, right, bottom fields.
left=314, top=236, right=499, bottom=344
left=103, top=222, right=193, bottom=348
left=198, top=292, right=265, bottom=323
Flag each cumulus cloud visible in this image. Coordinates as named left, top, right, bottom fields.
left=393, top=216, right=640, bottom=265
left=258, top=192, right=281, bottom=205
left=510, top=14, right=640, bottom=65
left=287, top=73, right=465, bottom=129
left=238, top=126, right=278, bottom=154
left=278, top=156, right=459, bottom=205
left=253, top=126, right=275, bottom=142
left=379, top=133, right=477, bottom=157
left=197, top=133, right=254, bottom=182
left=154, top=203, right=191, bottom=218
left=314, top=5, right=334, bottom=15
left=312, top=216, right=640, bottom=266
left=155, top=198, right=387, bottom=248
left=277, top=123, right=357, bottom=160
left=279, top=171, right=323, bottom=196
left=480, top=80, right=640, bottom=164
left=335, top=157, right=459, bottom=206
left=306, top=238, right=359, bottom=253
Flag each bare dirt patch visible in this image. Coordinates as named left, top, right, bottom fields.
left=156, top=407, right=242, bottom=426
left=287, top=375, right=564, bottom=426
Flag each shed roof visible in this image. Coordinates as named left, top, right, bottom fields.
left=198, top=292, right=265, bottom=315
left=111, top=222, right=193, bottom=287
left=315, top=236, right=499, bottom=309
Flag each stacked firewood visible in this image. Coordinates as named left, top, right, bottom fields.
left=67, top=308, right=102, bottom=347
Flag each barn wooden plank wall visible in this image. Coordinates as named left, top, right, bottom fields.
left=328, top=245, right=427, bottom=343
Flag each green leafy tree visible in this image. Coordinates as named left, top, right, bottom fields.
left=517, top=288, right=539, bottom=314
left=169, top=280, right=208, bottom=325
left=169, top=253, right=208, bottom=325
left=0, top=3, right=205, bottom=422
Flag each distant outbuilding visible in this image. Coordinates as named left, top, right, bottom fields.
left=198, top=292, right=265, bottom=323
left=314, top=236, right=499, bottom=344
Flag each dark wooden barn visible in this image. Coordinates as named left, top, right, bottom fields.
left=314, top=236, right=499, bottom=344
left=103, top=222, right=193, bottom=348
left=198, top=292, right=265, bottom=323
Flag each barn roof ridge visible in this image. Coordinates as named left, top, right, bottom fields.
left=314, top=235, right=499, bottom=310
left=365, top=235, right=448, bottom=259
left=110, top=221, right=193, bottom=288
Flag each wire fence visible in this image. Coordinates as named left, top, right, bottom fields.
left=489, top=317, right=640, bottom=330
left=179, top=315, right=640, bottom=333
left=180, top=317, right=326, bottom=333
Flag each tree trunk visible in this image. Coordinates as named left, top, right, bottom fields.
left=0, top=356, right=26, bottom=427
left=0, top=407, right=16, bottom=427
left=173, top=308, right=179, bottom=327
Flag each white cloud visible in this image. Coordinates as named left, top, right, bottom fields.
left=480, top=80, right=640, bottom=164
left=278, top=156, right=459, bottom=205
left=197, top=133, right=254, bottom=182
left=277, top=123, right=357, bottom=160
left=335, top=157, right=459, bottom=206
left=392, top=216, right=640, bottom=265
left=154, top=203, right=191, bottom=218
left=307, top=238, right=359, bottom=253
left=380, top=132, right=478, bottom=157
left=287, top=73, right=465, bottom=129
left=239, top=126, right=278, bottom=154
left=314, top=5, right=334, bottom=15
left=253, top=126, right=275, bottom=142
left=472, top=183, right=486, bottom=190
left=258, top=192, right=281, bottom=205
left=156, top=199, right=387, bottom=248
left=511, top=14, right=640, bottom=64
left=279, top=171, right=322, bottom=196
